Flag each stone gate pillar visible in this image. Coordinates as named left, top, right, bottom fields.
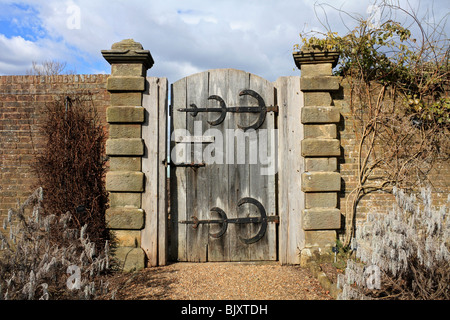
left=102, top=39, right=154, bottom=271
left=293, top=47, right=341, bottom=263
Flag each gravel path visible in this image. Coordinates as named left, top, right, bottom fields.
left=101, top=262, right=333, bottom=300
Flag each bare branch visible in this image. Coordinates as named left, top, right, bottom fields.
left=26, top=60, right=75, bottom=76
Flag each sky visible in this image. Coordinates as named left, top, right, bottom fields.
left=0, top=0, right=448, bottom=82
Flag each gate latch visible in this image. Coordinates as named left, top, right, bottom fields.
left=171, top=162, right=206, bottom=168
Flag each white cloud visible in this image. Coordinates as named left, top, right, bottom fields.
left=0, top=34, right=49, bottom=73
left=0, top=0, right=448, bottom=81
left=177, top=9, right=218, bottom=25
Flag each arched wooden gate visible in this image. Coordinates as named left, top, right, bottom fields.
left=103, top=39, right=340, bottom=271
left=169, top=69, right=278, bottom=262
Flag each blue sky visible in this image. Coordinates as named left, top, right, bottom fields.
left=0, top=0, right=448, bottom=82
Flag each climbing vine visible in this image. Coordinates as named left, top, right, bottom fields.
left=295, top=1, right=449, bottom=247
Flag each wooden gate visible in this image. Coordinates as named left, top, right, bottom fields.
left=170, top=69, right=278, bottom=262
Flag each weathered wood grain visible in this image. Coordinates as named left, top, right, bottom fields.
left=275, top=76, right=304, bottom=265
left=186, top=71, right=209, bottom=262
left=171, top=77, right=187, bottom=261
left=141, top=77, right=169, bottom=266
left=157, top=78, right=168, bottom=266
left=206, top=69, right=229, bottom=261
left=171, top=69, right=278, bottom=262
left=248, top=73, right=276, bottom=261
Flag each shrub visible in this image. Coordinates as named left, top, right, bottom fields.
left=337, top=187, right=449, bottom=299
left=0, top=188, right=111, bottom=300
left=35, top=93, right=108, bottom=248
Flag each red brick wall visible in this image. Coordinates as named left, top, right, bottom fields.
left=333, top=78, right=450, bottom=230
left=0, top=74, right=110, bottom=222
left=1, top=73, right=448, bottom=239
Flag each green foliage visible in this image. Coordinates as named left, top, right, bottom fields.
left=332, top=239, right=351, bottom=271
left=406, top=95, right=450, bottom=124
left=296, top=16, right=449, bottom=126
left=334, top=239, right=351, bottom=255
left=299, top=21, right=414, bottom=80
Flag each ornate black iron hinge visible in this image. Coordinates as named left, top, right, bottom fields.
left=179, top=197, right=279, bottom=244
left=177, top=89, right=278, bottom=131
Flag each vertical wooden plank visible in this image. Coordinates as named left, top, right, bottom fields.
left=171, top=77, right=187, bottom=261
left=186, top=71, right=209, bottom=262
left=142, top=77, right=160, bottom=267
left=275, top=76, right=304, bottom=264
left=158, top=78, right=168, bottom=265
left=248, top=74, right=276, bottom=261
left=228, top=69, right=251, bottom=261
left=275, top=77, right=288, bottom=264
left=207, top=69, right=230, bottom=261
left=286, top=76, right=304, bottom=264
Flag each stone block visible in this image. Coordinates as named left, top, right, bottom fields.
left=110, top=92, right=142, bottom=106
left=109, top=157, right=141, bottom=171
left=304, top=124, right=336, bottom=139
left=107, top=76, right=145, bottom=91
left=109, top=192, right=141, bottom=208
left=303, top=208, right=341, bottom=230
left=304, top=230, right=336, bottom=248
left=107, top=106, right=145, bottom=123
left=305, top=158, right=337, bottom=172
left=111, top=64, right=146, bottom=77
left=301, top=106, right=340, bottom=123
left=106, top=208, right=144, bottom=229
left=302, top=172, right=341, bottom=192
left=305, top=192, right=337, bottom=208
left=111, top=230, right=141, bottom=247
left=106, top=138, right=144, bottom=156
left=106, top=171, right=144, bottom=192
left=304, top=92, right=332, bottom=106
left=109, top=124, right=141, bottom=139
left=301, top=63, right=332, bottom=77
left=113, top=247, right=146, bottom=272
left=301, top=138, right=340, bottom=157
left=301, top=76, right=339, bottom=91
